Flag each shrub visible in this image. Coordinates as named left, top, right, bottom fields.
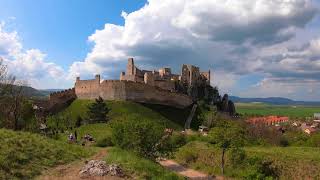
left=242, top=157, right=279, bottom=179
left=159, top=132, right=187, bottom=157
left=96, top=136, right=114, bottom=147
left=175, top=146, right=198, bottom=165
left=111, top=116, right=165, bottom=159
left=230, top=147, right=246, bottom=167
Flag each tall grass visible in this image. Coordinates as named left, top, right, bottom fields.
left=0, top=129, right=94, bottom=179
left=105, top=147, right=182, bottom=179
left=174, top=141, right=320, bottom=179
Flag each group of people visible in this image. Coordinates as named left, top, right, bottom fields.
left=67, top=130, right=95, bottom=146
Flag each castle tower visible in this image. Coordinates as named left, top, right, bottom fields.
left=127, top=58, right=135, bottom=75
left=95, top=74, right=100, bottom=82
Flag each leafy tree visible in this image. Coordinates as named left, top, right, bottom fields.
left=87, top=96, right=110, bottom=123
left=208, top=120, right=246, bottom=175
left=111, top=115, right=166, bottom=159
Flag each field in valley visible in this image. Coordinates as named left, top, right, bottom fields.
left=236, top=103, right=320, bottom=119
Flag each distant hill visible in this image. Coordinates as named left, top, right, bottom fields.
left=0, top=84, right=63, bottom=98
left=230, top=96, right=320, bottom=106
left=21, top=87, right=63, bottom=97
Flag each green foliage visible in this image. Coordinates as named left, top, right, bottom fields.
left=159, top=132, right=187, bottom=157
left=208, top=120, right=246, bottom=149
left=240, top=157, right=278, bottom=180
left=111, top=116, right=165, bottom=159
left=53, top=100, right=183, bottom=130
left=95, top=136, right=114, bottom=147
left=75, top=123, right=112, bottom=146
left=87, top=97, right=110, bottom=123
left=175, top=141, right=320, bottom=179
left=229, top=147, right=246, bottom=167
left=245, top=146, right=320, bottom=179
left=105, top=147, right=181, bottom=179
left=0, top=129, right=93, bottom=180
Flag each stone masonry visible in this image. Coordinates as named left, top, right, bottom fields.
left=73, top=58, right=211, bottom=108
left=120, top=58, right=210, bottom=91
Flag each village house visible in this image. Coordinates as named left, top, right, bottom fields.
left=246, top=116, right=289, bottom=126
left=301, top=123, right=318, bottom=135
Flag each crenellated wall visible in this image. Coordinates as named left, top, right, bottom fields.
left=75, top=79, right=193, bottom=108
left=49, top=88, right=76, bottom=103
left=48, top=88, right=77, bottom=113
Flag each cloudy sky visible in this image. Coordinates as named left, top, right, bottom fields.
left=0, top=0, right=319, bottom=101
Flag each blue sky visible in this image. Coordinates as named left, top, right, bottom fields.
left=0, top=0, right=146, bottom=69
left=0, top=0, right=320, bottom=101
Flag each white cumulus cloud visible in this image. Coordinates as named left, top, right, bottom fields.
left=0, top=23, right=67, bottom=89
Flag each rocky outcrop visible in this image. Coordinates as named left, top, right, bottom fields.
left=217, top=94, right=236, bottom=116
left=79, top=160, right=124, bottom=177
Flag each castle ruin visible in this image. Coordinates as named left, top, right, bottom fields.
left=120, top=58, right=210, bottom=91
left=50, top=58, right=211, bottom=108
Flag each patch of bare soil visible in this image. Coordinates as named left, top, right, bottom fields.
left=158, top=159, right=224, bottom=180
left=37, top=149, right=124, bottom=180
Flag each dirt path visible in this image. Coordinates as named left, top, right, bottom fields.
left=159, top=159, right=223, bottom=180
left=37, top=148, right=123, bottom=180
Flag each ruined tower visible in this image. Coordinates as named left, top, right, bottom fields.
left=127, top=58, right=135, bottom=75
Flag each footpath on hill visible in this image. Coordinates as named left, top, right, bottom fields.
left=158, top=159, right=223, bottom=180
left=37, top=147, right=222, bottom=180
left=37, top=148, right=122, bottom=180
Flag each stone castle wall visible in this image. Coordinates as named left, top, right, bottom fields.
left=49, top=88, right=76, bottom=104
left=48, top=88, right=77, bottom=113
left=75, top=79, right=193, bottom=108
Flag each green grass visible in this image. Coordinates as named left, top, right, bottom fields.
left=105, top=147, right=182, bottom=179
left=236, top=103, right=320, bottom=119
left=174, top=141, right=320, bottom=179
left=51, top=99, right=187, bottom=146
left=245, top=146, right=320, bottom=179
left=0, top=128, right=94, bottom=180
left=55, top=99, right=184, bottom=130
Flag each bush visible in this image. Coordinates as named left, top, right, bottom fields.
left=175, top=146, right=198, bottom=165
left=159, top=132, right=187, bottom=157
left=230, top=148, right=246, bottom=167
left=242, top=157, right=279, bottom=179
left=111, top=116, right=166, bottom=159
left=95, top=136, right=114, bottom=147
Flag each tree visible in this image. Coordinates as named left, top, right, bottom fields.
left=208, top=120, right=246, bottom=175
left=111, top=115, right=166, bottom=159
left=0, top=58, right=32, bottom=130
left=87, top=96, right=110, bottom=123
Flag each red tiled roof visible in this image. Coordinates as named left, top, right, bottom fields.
left=246, top=116, right=289, bottom=125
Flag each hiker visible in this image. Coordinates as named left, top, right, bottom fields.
left=74, top=130, right=78, bottom=141
left=68, top=133, right=75, bottom=143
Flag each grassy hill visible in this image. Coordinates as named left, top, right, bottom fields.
left=50, top=99, right=191, bottom=145
left=53, top=99, right=189, bottom=129
left=0, top=129, right=94, bottom=180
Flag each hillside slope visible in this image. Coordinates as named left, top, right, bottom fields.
left=54, top=99, right=190, bottom=130
left=0, top=129, right=93, bottom=180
